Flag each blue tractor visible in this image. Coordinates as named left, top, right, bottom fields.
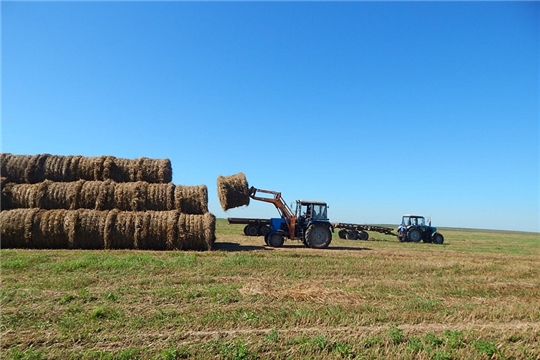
left=248, top=187, right=333, bottom=249
left=397, top=215, right=444, bottom=244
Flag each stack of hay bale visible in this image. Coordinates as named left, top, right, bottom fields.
left=0, top=153, right=215, bottom=250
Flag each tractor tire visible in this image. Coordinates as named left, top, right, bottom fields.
left=338, top=229, right=348, bottom=239
left=359, top=230, right=369, bottom=240
left=264, top=232, right=270, bottom=246
left=245, top=223, right=259, bottom=237
left=258, top=225, right=270, bottom=237
left=432, top=233, right=444, bottom=245
left=306, top=225, right=332, bottom=249
left=346, top=230, right=358, bottom=240
left=267, top=232, right=285, bottom=247
left=407, top=228, right=422, bottom=243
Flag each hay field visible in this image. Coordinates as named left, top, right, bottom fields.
left=1, top=221, right=539, bottom=359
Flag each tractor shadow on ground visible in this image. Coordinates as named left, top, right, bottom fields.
left=212, top=242, right=269, bottom=252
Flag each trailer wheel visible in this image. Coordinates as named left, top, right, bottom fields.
left=267, top=232, right=284, bottom=247
left=243, top=225, right=249, bottom=236
left=338, top=229, right=348, bottom=239
left=346, top=230, right=358, bottom=240
left=359, top=230, right=369, bottom=240
left=258, top=225, right=270, bottom=237
left=306, top=225, right=332, bottom=249
left=407, top=228, right=422, bottom=242
left=245, top=223, right=259, bottom=237
left=432, top=233, right=444, bottom=244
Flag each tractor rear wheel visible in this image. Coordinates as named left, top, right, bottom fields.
left=432, top=233, right=444, bottom=244
left=407, top=228, right=422, bottom=242
left=306, top=225, right=332, bottom=249
left=245, top=223, right=259, bottom=236
left=267, top=232, right=285, bottom=247
left=346, top=230, right=358, bottom=240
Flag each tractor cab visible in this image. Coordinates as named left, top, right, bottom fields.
left=296, top=200, right=328, bottom=221
left=401, top=215, right=427, bottom=227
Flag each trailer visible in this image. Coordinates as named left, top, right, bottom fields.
left=333, top=223, right=397, bottom=240
left=227, top=217, right=271, bottom=237
left=228, top=217, right=397, bottom=241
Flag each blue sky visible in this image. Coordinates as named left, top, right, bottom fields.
left=2, top=1, right=539, bottom=232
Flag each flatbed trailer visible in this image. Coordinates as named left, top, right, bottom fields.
left=227, top=217, right=271, bottom=236
left=332, top=222, right=397, bottom=240
left=228, top=217, right=397, bottom=240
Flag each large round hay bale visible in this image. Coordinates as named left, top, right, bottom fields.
left=41, top=180, right=77, bottom=210
left=95, top=180, right=116, bottom=210
left=78, top=180, right=102, bottom=209
left=136, top=157, right=172, bottom=183
left=104, top=157, right=133, bottom=182
left=142, top=210, right=178, bottom=250
left=71, top=209, right=107, bottom=249
left=1, top=177, right=13, bottom=210
left=174, top=185, right=208, bottom=214
left=31, top=209, right=74, bottom=249
left=0, top=208, right=38, bottom=248
left=113, top=182, right=144, bottom=211
left=4, top=182, right=48, bottom=209
left=217, top=172, right=250, bottom=211
left=42, top=154, right=68, bottom=182
left=173, top=212, right=215, bottom=250
left=1, top=153, right=11, bottom=178
left=2, top=154, right=32, bottom=183
left=104, top=209, right=136, bottom=249
left=145, top=183, right=174, bottom=211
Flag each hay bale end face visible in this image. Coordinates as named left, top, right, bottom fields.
left=217, top=172, right=250, bottom=211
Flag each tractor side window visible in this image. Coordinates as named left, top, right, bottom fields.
left=418, top=218, right=425, bottom=226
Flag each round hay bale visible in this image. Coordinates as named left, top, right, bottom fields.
left=1, top=153, right=12, bottom=178
left=41, top=180, right=76, bottom=210
left=71, top=209, right=107, bottom=249
left=145, top=183, right=174, bottom=211
left=77, top=157, right=97, bottom=180
left=31, top=209, right=73, bottom=249
left=104, top=210, right=136, bottom=249
left=43, top=155, right=66, bottom=182
left=136, top=157, right=172, bottom=183
left=172, top=212, right=215, bottom=250
left=79, top=180, right=101, bottom=209
left=0, top=208, right=39, bottom=248
left=1, top=177, right=13, bottom=210
left=96, top=180, right=116, bottom=210
left=5, top=182, right=47, bottom=209
left=174, top=185, right=208, bottom=214
left=133, top=211, right=151, bottom=250
left=105, top=157, right=134, bottom=182
left=143, top=210, right=176, bottom=250
left=217, top=172, right=250, bottom=211
left=3, top=154, right=33, bottom=183
left=64, top=155, right=83, bottom=182
left=113, top=182, right=145, bottom=211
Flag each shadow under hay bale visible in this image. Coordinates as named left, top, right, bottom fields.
left=217, top=172, right=250, bottom=211
left=174, top=185, right=208, bottom=214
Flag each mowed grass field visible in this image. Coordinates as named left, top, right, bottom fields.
left=1, top=219, right=539, bottom=359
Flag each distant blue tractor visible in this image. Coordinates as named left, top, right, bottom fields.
left=397, top=215, right=444, bottom=244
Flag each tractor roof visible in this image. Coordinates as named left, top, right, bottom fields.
left=298, top=200, right=327, bottom=206
left=403, top=214, right=425, bottom=218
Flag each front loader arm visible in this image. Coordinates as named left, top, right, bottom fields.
left=249, top=187, right=296, bottom=239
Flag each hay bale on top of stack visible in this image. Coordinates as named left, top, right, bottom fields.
left=0, top=153, right=215, bottom=250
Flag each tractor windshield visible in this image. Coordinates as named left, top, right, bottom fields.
left=402, top=216, right=426, bottom=226
left=312, top=204, right=328, bottom=220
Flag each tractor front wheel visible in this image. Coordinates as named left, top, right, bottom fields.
left=306, top=225, right=332, bottom=249
left=432, top=233, right=444, bottom=245
left=267, top=232, right=285, bottom=247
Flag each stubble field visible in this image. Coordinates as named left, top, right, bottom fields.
left=1, top=220, right=539, bottom=359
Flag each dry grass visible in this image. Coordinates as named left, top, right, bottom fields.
left=1, top=223, right=538, bottom=359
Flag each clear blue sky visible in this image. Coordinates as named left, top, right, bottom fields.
left=2, top=1, right=539, bottom=232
